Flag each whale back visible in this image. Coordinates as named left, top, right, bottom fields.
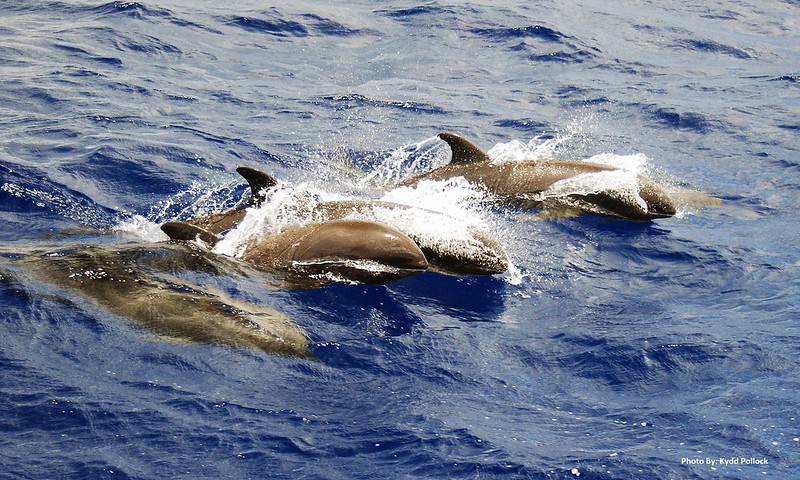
left=16, top=242, right=311, bottom=357
left=236, top=166, right=277, bottom=207
left=438, top=132, right=492, bottom=164
left=244, top=219, right=428, bottom=284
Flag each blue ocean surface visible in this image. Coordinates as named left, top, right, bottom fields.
left=1, top=1, right=799, bottom=479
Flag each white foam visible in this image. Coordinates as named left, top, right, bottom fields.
left=376, top=178, right=499, bottom=254
left=213, top=182, right=320, bottom=258
left=113, top=214, right=169, bottom=242
left=360, top=136, right=449, bottom=187
left=487, top=135, right=652, bottom=174
left=542, top=170, right=641, bottom=199
left=487, top=135, right=571, bottom=163
left=585, top=152, right=649, bottom=173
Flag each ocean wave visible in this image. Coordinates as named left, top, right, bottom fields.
left=221, top=10, right=379, bottom=38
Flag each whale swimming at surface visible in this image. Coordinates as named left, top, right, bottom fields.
left=5, top=239, right=313, bottom=358
left=162, top=218, right=429, bottom=286
left=168, top=166, right=509, bottom=277
left=399, top=132, right=678, bottom=221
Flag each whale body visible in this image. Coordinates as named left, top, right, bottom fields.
left=399, top=133, right=677, bottom=220
left=9, top=240, right=312, bottom=357
left=178, top=167, right=508, bottom=276
left=162, top=218, right=429, bottom=285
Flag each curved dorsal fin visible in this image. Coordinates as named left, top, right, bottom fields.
left=438, top=132, right=491, bottom=164
left=161, top=221, right=222, bottom=246
left=236, top=166, right=277, bottom=207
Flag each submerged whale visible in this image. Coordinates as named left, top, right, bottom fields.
left=7, top=239, right=312, bottom=358
left=177, top=167, right=508, bottom=276
left=398, top=132, right=677, bottom=221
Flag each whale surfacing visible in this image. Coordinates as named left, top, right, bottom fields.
left=162, top=217, right=429, bottom=285
left=399, top=132, right=677, bottom=221
left=169, top=166, right=509, bottom=277
left=242, top=219, right=429, bottom=284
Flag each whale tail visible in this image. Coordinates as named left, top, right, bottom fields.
left=236, top=166, right=278, bottom=207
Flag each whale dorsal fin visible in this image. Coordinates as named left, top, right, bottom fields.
left=438, top=132, right=491, bottom=164
left=161, top=221, right=223, bottom=246
left=236, top=167, right=277, bottom=207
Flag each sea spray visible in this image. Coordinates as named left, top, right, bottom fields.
left=360, top=136, right=449, bottom=187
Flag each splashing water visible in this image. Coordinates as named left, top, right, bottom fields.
left=113, top=214, right=169, bottom=242
left=487, top=134, right=572, bottom=163
left=584, top=153, right=649, bottom=174
left=111, top=132, right=663, bottom=284
left=146, top=179, right=246, bottom=224
left=360, top=136, right=449, bottom=187
left=541, top=170, right=647, bottom=213
left=213, top=182, right=324, bottom=258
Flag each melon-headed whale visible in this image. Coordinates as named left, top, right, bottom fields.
left=398, top=132, right=677, bottom=221
left=162, top=218, right=429, bottom=285
left=177, top=167, right=508, bottom=276
left=9, top=240, right=312, bottom=358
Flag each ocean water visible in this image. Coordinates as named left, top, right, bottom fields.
left=1, top=1, right=799, bottom=479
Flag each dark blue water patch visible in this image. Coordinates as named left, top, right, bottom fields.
left=674, top=39, right=753, bottom=60
left=2, top=392, right=95, bottom=435
left=51, top=42, right=124, bottom=68
left=591, top=59, right=663, bottom=78
left=89, top=1, right=174, bottom=20
left=0, top=260, right=28, bottom=289
left=59, top=146, right=184, bottom=199
left=299, top=13, right=381, bottom=37
left=86, top=114, right=154, bottom=130
left=87, top=1, right=221, bottom=33
left=555, top=85, right=591, bottom=98
left=0, top=166, right=119, bottom=227
left=288, top=282, right=424, bottom=338
left=766, top=157, right=800, bottom=181
left=223, top=15, right=309, bottom=37
left=526, top=50, right=596, bottom=64
left=210, top=91, right=255, bottom=106
left=222, top=10, right=378, bottom=38
left=777, top=123, right=800, bottom=131
left=473, top=25, right=600, bottom=64
left=699, top=8, right=742, bottom=21
left=642, top=104, right=723, bottom=134
left=767, top=74, right=800, bottom=87
left=378, top=5, right=456, bottom=19
left=716, top=193, right=780, bottom=217
left=548, top=333, right=774, bottom=392
left=0, top=44, right=34, bottom=68
left=164, top=124, right=229, bottom=145
left=379, top=432, right=543, bottom=479
left=472, top=25, right=568, bottom=43
left=1, top=83, right=71, bottom=115
left=388, top=273, right=508, bottom=322
left=375, top=5, right=464, bottom=31
left=94, top=29, right=183, bottom=58
left=312, top=93, right=447, bottom=115
left=493, top=118, right=551, bottom=135
left=224, top=139, right=285, bottom=170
